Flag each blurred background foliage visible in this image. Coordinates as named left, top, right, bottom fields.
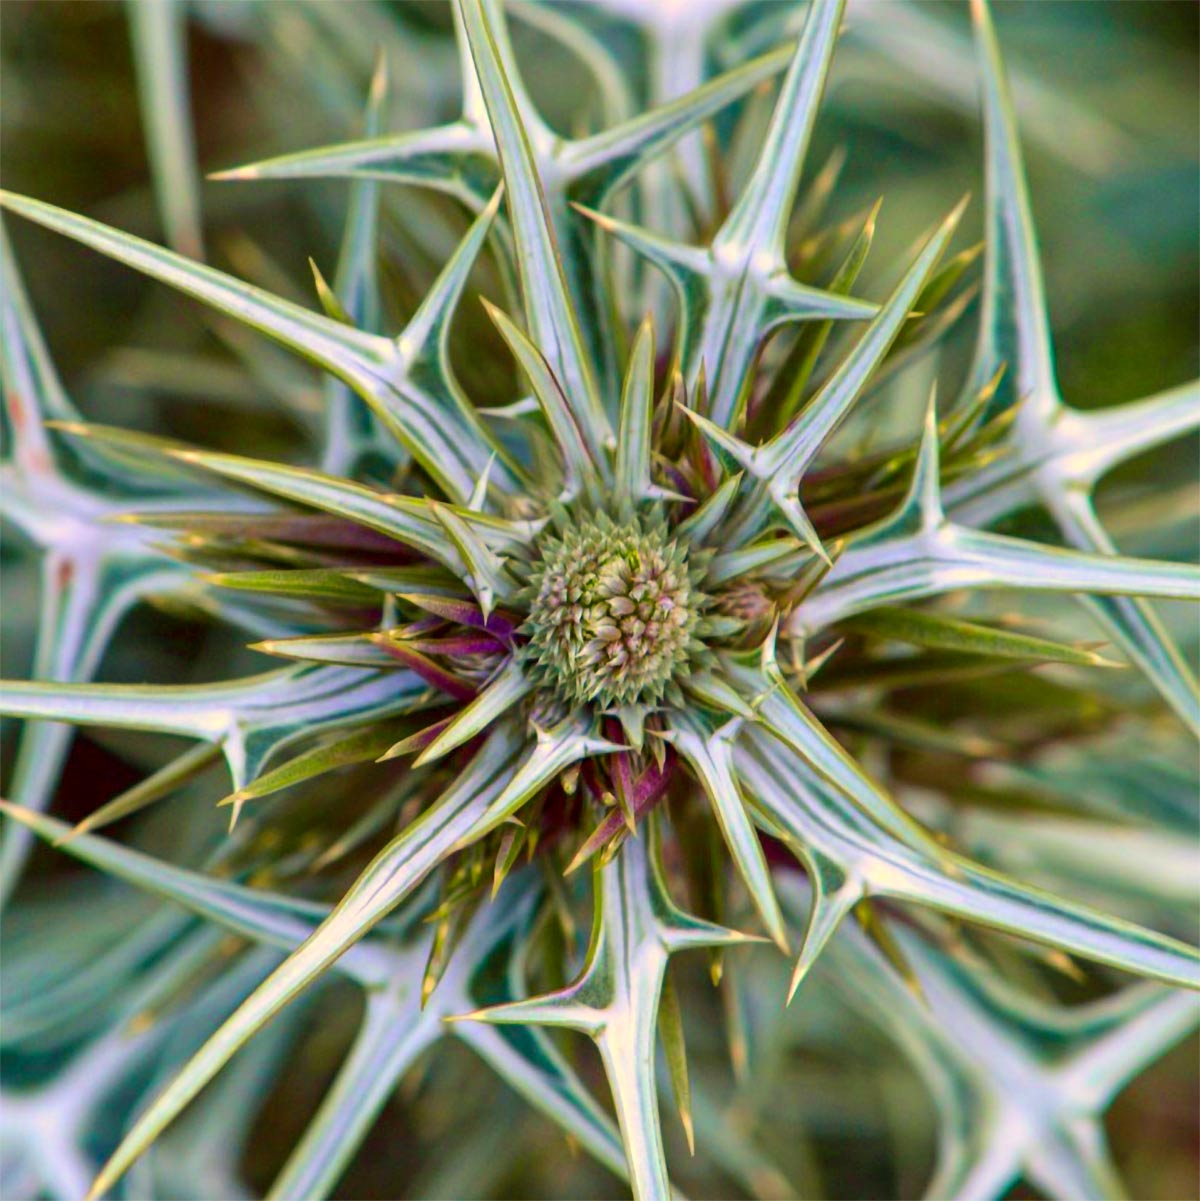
left=1, top=2, right=1196, bottom=1198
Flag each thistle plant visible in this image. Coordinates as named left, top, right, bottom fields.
left=2, top=1, right=1198, bottom=1199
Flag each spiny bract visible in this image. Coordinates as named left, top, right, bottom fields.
left=1, top=1, right=1197, bottom=1199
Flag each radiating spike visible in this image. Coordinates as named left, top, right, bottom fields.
left=665, top=712, right=789, bottom=951
left=0, top=221, right=82, bottom=470
left=61, top=742, right=223, bottom=842
left=936, top=0, right=1200, bottom=728
left=787, top=857, right=862, bottom=1002
left=1047, top=488, right=1200, bottom=734
left=966, top=0, right=1057, bottom=418
left=905, top=384, right=946, bottom=532
left=795, top=469, right=1200, bottom=634
left=657, top=970, right=694, bottom=1155
left=573, top=202, right=710, bottom=289
left=400, top=187, right=501, bottom=361
left=2, top=802, right=326, bottom=952
left=757, top=200, right=966, bottom=483
left=1060, top=989, right=1200, bottom=1106
left=717, top=0, right=846, bottom=260
left=468, top=455, right=496, bottom=512
left=127, top=0, right=205, bottom=260
left=563, top=43, right=792, bottom=190
left=615, top=316, right=657, bottom=508
left=457, top=0, right=610, bottom=453
left=451, top=825, right=750, bottom=1200
left=764, top=274, right=877, bottom=326
left=683, top=200, right=964, bottom=557
left=414, top=659, right=531, bottom=765
left=430, top=500, right=516, bottom=618
left=309, top=257, right=352, bottom=324
left=484, top=299, right=603, bottom=494
left=460, top=715, right=627, bottom=845
left=1058, top=379, right=1200, bottom=490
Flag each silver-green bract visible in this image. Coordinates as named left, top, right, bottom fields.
left=1, top=1, right=1197, bottom=1199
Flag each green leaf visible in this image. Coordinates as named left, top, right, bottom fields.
left=614, top=316, right=659, bottom=509
left=13, top=798, right=627, bottom=1201
left=206, top=568, right=383, bottom=605
left=491, top=823, right=527, bottom=899
left=220, top=722, right=410, bottom=808
left=705, top=536, right=803, bottom=587
left=60, top=742, right=223, bottom=842
left=411, top=658, right=531, bottom=766
left=840, top=606, right=1119, bottom=667
left=657, top=968, right=695, bottom=1155
left=309, top=257, right=353, bottom=325
left=347, top=565, right=468, bottom=597
left=680, top=671, right=757, bottom=721
left=166, top=450, right=458, bottom=564
left=250, top=631, right=413, bottom=669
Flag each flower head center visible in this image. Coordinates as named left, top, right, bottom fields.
left=524, top=516, right=702, bottom=708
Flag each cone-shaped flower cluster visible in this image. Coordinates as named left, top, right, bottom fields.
left=522, top=515, right=707, bottom=709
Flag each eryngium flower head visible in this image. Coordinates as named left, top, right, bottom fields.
left=522, top=514, right=706, bottom=709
